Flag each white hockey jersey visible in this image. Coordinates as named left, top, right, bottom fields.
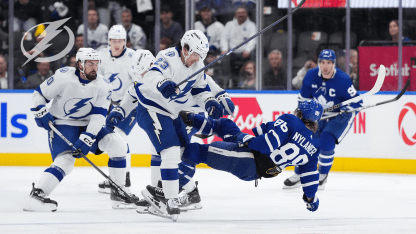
left=126, top=24, right=147, bottom=50
left=194, top=20, right=224, bottom=51
left=98, top=48, right=140, bottom=103
left=123, top=47, right=214, bottom=119
left=32, top=67, right=112, bottom=136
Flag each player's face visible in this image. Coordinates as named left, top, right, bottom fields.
left=185, top=52, right=200, bottom=67
left=110, top=39, right=125, bottom=56
left=319, top=60, right=335, bottom=78
left=84, top=60, right=99, bottom=80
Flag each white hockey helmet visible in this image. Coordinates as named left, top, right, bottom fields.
left=108, top=25, right=127, bottom=48
left=131, top=49, right=155, bottom=75
left=181, top=29, right=209, bottom=61
left=76, top=47, right=100, bottom=68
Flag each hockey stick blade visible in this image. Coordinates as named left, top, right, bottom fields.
left=324, top=64, right=386, bottom=113
left=48, top=122, right=136, bottom=204
left=175, top=0, right=307, bottom=88
left=321, top=78, right=410, bottom=120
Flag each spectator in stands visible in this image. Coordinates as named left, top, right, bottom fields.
left=160, top=5, right=184, bottom=50
left=68, top=34, right=84, bottom=57
left=389, top=20, right=410, bottom=42
left=96, top=0, right=123, bottom=28
left=13, top=0, right=41, bottom=32
left=349, top=49, right=359, bottom=90
left=336, top=50, right=347, bottom=73
left=21, top=61, right=53, bottom=89
left=67, top=56, right=76, bottom=67
left=121, top=8, right=147, bottom=50
left=77, top=9, right=108, bottom=50
left=194, top=5, right=224, bottom=52
left=221, top=6, right=256, bottom=87
left=0, top=54, right=7, bottom=89
left=263, top=50, right=287, bottom=90
left=40, top=0, right=76, bottom=32
left=204, top=47, right=225, bottom=88
left=238, top=61, right=256, bottom=90
left=292, top=60, right=317, bottom=90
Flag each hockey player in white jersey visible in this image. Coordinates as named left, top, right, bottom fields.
left=97, top=25, right=151, bottom=193
left=23, top=48, right=140, bottom=212
left=106, top=29, right=224, bottom=220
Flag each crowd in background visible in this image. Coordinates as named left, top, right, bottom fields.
left=0, top=0, right=415, bottom=90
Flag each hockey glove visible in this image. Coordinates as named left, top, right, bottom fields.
left=303, top=193, right=319, bottom=212
left=336, top=106, right=352, bottom=123
left=72, top=132, right=95, bottom=158
left=235, top=132, right=254, bottom=147
left=106, top=107, right=125, bottom=129
left=205, top=97, right=223, bottom=119
left=30, top=105, right=55, bottom=131
left=157, top=78, right=177, bottom=99
left=215, top=91, right=235, bottom=116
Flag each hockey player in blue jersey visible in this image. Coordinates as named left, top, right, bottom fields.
left=284, top=49, right=362, bottom=190
left=23, top=48, right=140, bottom=212
left=143, top=100, right=324, bottom=214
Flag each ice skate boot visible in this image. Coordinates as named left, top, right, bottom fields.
left=110, top=182, right=137, bottom=209
left=99, top=172, right=131, bottom=194
left=282, top=173, right=301, bottom=189
left=135, top=199, right=151, bottom=214
left=23, top=183, right=58, bottom=212
left=178, top=181, right=202, bottom=211
left=318, top=174, right=328, bottom=190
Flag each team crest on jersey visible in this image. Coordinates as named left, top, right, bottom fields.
left=47, top=76, right=54, bottom=85
left=165, top=51, right=175, bottom=57
left=128, top=52, right=133, bottom=58
left=169, top=80, right=196, bottom=104
left=63, top=97, right=93, bottom=119
left=107, top=73, right=123, bottom=91
left=60, top=67, right=69, bottom=73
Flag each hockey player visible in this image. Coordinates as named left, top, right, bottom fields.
left=284, top=49, right=362, bottom=190
left=106, top=29, right=224, bottom=220
left=23, top=48, right=139, bottom=212
left=143, top=100, right=324, bottom=214
left=97, top=25, right=153, bottom=194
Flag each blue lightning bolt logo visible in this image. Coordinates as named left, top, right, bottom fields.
left=148, top=111, right=162, bottom=144
left=64, top=98, right=93, bottom=118
left=21, top=17, right=74, bottom=66
left=108, top=73, right=122, bottom=91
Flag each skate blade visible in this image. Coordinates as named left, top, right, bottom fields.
left=136, top=206, right=150, bottom=214
left=318, top=184, right=326, bottom=190
left=23, top=197, right=57, bottom=212
left=282, top=183, right=301, bottom=189
left=98, top=188, right=111, bottom=194
left=112, top=200, right=136, bottom=209
left=141, top=189, right=167, bottom=214
left=148, top=206, right=178, bottom=222
left=180, top=203, right=203, bottom=212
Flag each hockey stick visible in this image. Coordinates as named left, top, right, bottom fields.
left=48, top=122, right=136, bottom=203
left=323, top=65, right=386, bottom=113
left=175, top=0, right=307, bottom=88
left=321, top=78, right=410, bottom=121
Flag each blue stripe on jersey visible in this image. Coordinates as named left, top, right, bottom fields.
left=149, top=67, right=163, bottom=74
left=110, top=48, right=126, bottom=58
left=45, top=166, right=65, bottom=181
left=161, top=168, right=179, bottom=180
left=108, top=157, right=126, bottom=168
left=151, top=154, right=162, bottom=166
left=191, top=85, right=211, bottom=96
left=90, top=106, right=107, bottom=117
left=35, top=86, right=50, bottom=103
left=134, top=83, right=172, bottom=115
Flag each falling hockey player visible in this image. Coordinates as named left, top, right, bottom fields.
left=284, top=49, right=362, bottom=190
left=23, top=48, right=140, bottom=212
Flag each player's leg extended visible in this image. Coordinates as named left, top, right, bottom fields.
left=150, top=145, right=162, bottom=187
left=23, top=125, right=78, bottom=212
left=318, top=113, right=356, bottom=189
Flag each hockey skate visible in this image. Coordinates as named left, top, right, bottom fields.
left=23, top=183, right=58, bottom=212
left=318, top=174, right=328, bottom=190
left=282, top=173, right=301, bottom=189
left=178, top=181, right=202, bottom=211
left=110, top=182, right=139, bottom=209
left=98, top=172, right=131, bottom=194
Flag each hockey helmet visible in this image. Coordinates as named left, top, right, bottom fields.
left=297, top=100, right=324, bottom=122
left=318, top=49, right=336, bottom=63
left=76, top=48, right=100, bottom=75
left=108, top=25, right=127, bottom=48
left=181, top=30, right=209, bottom=61
left=131, top=49, right=156, bottom=75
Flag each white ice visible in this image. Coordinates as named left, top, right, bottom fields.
left=1, top=166, right=415, bottom=234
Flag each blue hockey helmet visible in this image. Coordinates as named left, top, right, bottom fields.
left=318, top=49, right=336, bottom=63
left=297, top=100, right=324, bottom=122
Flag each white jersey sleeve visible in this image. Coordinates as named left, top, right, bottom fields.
left=204, top=74, right=224, bottom=97
left=118, top=83, right=139, bottom=117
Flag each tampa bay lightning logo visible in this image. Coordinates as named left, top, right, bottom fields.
left=64, top=97, right=93, bottom=119
left=108, top=73, right=122, bottom=91
left=169, top=80, right=196, bottom=104
left=165, top=51, right=175, bottom=57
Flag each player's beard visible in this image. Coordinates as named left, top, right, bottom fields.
left=85, top=71, right=97, bottom=81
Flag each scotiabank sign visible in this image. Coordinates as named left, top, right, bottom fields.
left=358, top=46, right=416, bottom=91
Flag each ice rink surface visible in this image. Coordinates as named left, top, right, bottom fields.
left=1, top=166, right=415, bottom=234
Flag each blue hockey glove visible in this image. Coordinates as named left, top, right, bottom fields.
left=157, top=78, right=177, bottom=99
left=336, top=106, right=352, bottom=123
left=72, top=132, right=95, bottom=158
left=215, top=91, right=235, bottom=116
left=235, top=132, right=255, bottom=147
left=30, top=105, right=55, bottom=131
left=205, top=97, right=223, bottom=119
left=303, top=194, right=319, bottom=212
left=106, top=107, right=125, bottom=129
